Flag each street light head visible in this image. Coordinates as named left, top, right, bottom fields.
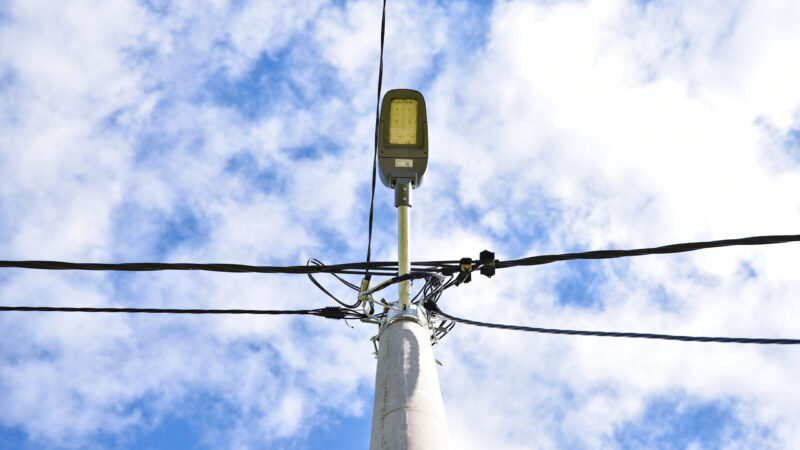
left=378, top=89, right=428, bottom=188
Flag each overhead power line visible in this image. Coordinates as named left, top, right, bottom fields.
left=364, top=0, right=388, bottom=281
left=495, top=234, right=800, bottom=269
left=424, top=301, right=800, bottom=345
left=1, top=234, right=797, bottom=278
left=0, top=260, right=447, bottom=276
left=0, top=305, right=365, bottom=320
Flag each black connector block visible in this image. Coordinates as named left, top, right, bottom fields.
left=479, top=250, right=496, bottom=278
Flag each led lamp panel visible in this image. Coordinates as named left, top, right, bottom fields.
left=389, top=99, right=418, bottom=145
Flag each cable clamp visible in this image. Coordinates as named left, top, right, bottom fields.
left=454, top=257, right=473, bottom=285
left=423, top=299, right=440, bottom=313
left=479, top=249, right=496, bottom=278
left=439, top=265, right=455, bottom=276
left=358, top=277, right=371, bottom=307
left=370, top=335, right=380, bottom=359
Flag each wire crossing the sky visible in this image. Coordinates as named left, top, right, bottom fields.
left=1, top=233, right=797, bottom=276
left=4, top=231, right=800, bottom=344
left=496, top=234, right=800, bottom=269
left=0, top=260, right=434, bottom=276
left=425, top=302, right=800, bottom=345
left=364, top=0, right=388, bottom=281
left=0, top=306, right=366, bottom=320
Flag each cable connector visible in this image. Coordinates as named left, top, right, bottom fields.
left=440, top=265, right=457, bottom=276
left=316, top=307, right=348, bottom=320
left=453, top=257, right=473, bottom=286
left=423, top=299, right=440, bottom=313
left=479, top=249, right=496, bottom=278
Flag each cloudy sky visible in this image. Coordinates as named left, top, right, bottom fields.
left=2, top=0, right=800, bottom=448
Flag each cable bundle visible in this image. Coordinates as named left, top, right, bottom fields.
left=2, top=233, right=799, bottom=345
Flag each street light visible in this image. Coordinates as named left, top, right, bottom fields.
left=375, top=89, right=428, bottom=312
left=378, top=89, right=428, bottom=189
left=369, top=89, right=448, bottom=449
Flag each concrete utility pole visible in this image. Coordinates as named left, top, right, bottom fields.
left=369, top=179, right=449, bottom=450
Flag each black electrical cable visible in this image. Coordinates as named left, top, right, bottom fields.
left=307, top=258, right=359, bottom=290
left=496, top=234, right=800, bottom=269
left=0, top=259, right=453, bottom=276
left=0, top=260, right=401, bottom=276
left=0, top=305, right=366, bottom=320
left=364, top=0, right=387, bottom=282
left=425, top=302, right=800, bottom=345
left=363, top=271, right=438, bottom=296
left=2, top=235, right=798, bottom=276
left=306, top=258, right=361, bottom=308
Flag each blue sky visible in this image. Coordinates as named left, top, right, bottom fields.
left=2, top=0, right=800, bottom=448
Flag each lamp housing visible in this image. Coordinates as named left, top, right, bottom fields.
left=378, top=89, right=428, bottom=188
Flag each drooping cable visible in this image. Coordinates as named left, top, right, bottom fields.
left=364, top=0, right=387, bottom=282
left=0, top=305, right=366, bottom=320
left=496, top=234, right=800, bottom=270
left=425, top=302, right=800, bottom=345
left=308, top=259, right=359, bottom=290
left=306, top=258, right=361, bottom=308
left=418, top=275, right=455, bottom=344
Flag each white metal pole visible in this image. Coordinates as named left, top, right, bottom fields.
left=369, top=180, right=449, bottom=450
left=397, top=201, right=410, bottom=310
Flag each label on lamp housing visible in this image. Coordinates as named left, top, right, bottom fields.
left=395, top=159, right=413, bottom=168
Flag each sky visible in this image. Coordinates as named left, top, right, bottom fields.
left=1, top=0, right=800, bottom=448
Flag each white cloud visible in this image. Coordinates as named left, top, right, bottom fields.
left=422, top=0, right=800, bottom=447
